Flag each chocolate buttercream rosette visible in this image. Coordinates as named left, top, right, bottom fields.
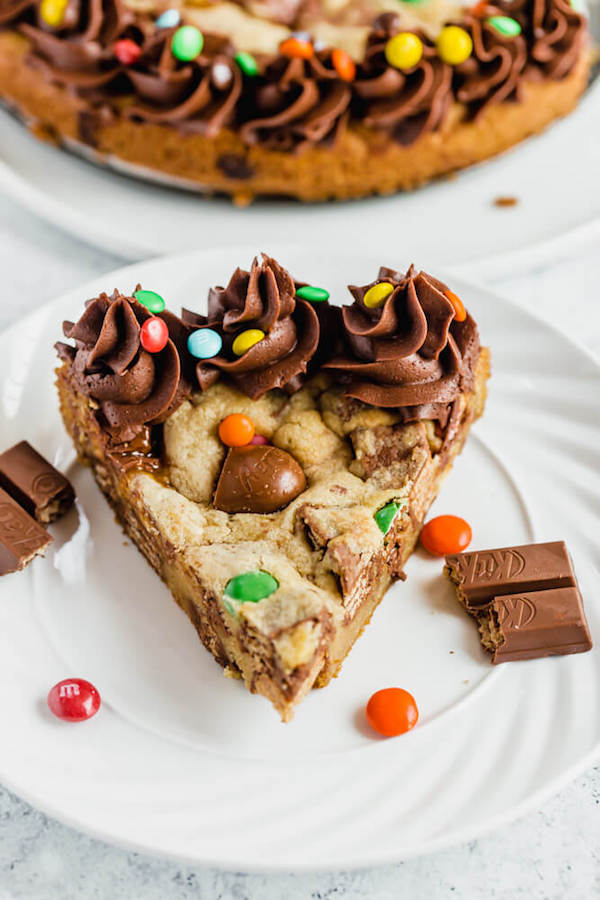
left=239, top=51, right=352, bottom=153
left=56, top=288, right=191, bottom=442
left=126, top=32, right=243, bottom=137
left=182, top=255, right=323, bottom=400
left=19, top=0, right=136, bottom=92
left=323, top=265, right=480, bottom=430
left=453, top=11, right=527, bottom=115
left=354, top=13, right=452, bottom=146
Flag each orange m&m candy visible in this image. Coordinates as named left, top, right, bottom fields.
left=332, top=48, right=356, bottom=82
left=445, top=289, right=467, bottom=322
left=366, top=688, right=419, bottom=737
left=420, top=514, right=472, bottom=556
left=218, top=414, right=255, bottom=447
left=280, top=36, right=314, bottom=59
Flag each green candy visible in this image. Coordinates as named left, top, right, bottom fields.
left=374, top=500, right=404, bottom=535
left=486, top=15, right=522, bottom=36
left=295, top=285, right=330, bottom=303
left=235, top=51, right=259, bottom=77
left=133, top=289, right=166, bottom=313
left=224, top=570, right=278, bottom=616
left=171, top=25, right=204, bottom=62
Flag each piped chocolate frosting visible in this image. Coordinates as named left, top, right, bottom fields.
left=183, top=254, right=321, bottom=399
left=323, top=265, right=480, bottom=427
left=56, top=289, right=190, bottom=441
left=1, top=0, right=587, bottom=151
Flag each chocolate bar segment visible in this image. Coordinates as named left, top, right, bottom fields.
left=445, top=541, right=575, bottom=610
left=477, top=587, right=592, bottom=664
left=0, top=441, right=74, bottom=524
left=0, top=486, right=52, bottom=575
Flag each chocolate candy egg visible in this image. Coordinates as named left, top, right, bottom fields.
left=214, top=445, right=306, bottom=514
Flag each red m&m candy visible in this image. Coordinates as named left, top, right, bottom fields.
left=420, top=514, right=472, bottom=556
left=47, top=678, right=101, bottom=722
left=140, top=316, right=169, bottom=353
left=114, top=39, right=142, bottom=66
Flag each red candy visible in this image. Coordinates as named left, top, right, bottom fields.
left=250, top=434, right=268, bottom=445
left=420, top=514, right=472, bottom=556
left=114, top=38, right=142, bottom=65
left=366, top=688, right=419, bottom=737
left=47, top=678, right=101, bottom=722
left=140, top=316, right=169, bottom=353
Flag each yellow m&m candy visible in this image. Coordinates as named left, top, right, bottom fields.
left=385, top=33, right=423, bottom=70
left=232, top=329, right=265, bottom=356
left=363, top=282, right=394, bottom=309
left=40, top=0, right=68, bottom=26
left=436, top=26, right=473, bottom=65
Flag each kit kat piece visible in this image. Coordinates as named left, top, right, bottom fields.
left=445, top=542, right=576, bottom=610
left=476, top=587, right=592, bottom=664
left=0, top=441, right=74, bottom=524
left=0, top=486, right=52, bottom=575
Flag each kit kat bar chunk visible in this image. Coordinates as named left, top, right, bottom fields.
left=0, top=441, right=74, bottom=524
left=476, top=587, right=592, bottom=664
left=445, top=541, right=576, bottom=610
left=0, top=486, right=52, bottom=575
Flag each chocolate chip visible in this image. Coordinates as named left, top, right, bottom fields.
left=217, top=154, right=255, bottom=180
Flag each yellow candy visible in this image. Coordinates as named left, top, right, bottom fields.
left=40, top=0, right=68, bottom=26
left=232, top=329, right=265, bottom=356
left=385, top=33, right=423, bottom=71
left=436, top=26, right=473, bottom=65
left=363, top=282, right=394, bottom=309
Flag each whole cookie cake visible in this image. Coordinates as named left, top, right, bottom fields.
left=0, top=0, right=590, bottom=202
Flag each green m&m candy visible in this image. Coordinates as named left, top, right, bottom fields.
left=486, top=15, right=522, bottom=36
left=133, top=289, right=166, bottom=313
left=171, top=25, right=204, bottom=62
left=224, top=570, right=278, bottom=616
left=374, top=500, right=405, bottom=535
left=235, top=51, right=259, bottom=77
left=295, top=285, right=330, bottom=303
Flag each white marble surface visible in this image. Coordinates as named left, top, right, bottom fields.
left=0, top=194, right=599, bottom=899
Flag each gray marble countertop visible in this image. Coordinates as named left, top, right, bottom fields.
left=0, top=195, right=598, bottom=900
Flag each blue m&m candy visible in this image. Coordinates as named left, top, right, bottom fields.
left=187, top=328, right=222, bottom=359
left=156, top=8, right=180, bottom=28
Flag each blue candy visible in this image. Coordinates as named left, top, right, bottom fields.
left=187, top=328, right=222, bottom=359
left=156, top=8, right=180, bottom=28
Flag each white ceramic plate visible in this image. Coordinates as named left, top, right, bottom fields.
left=0, top=245, right=599, bottom=871
left=1, top=73, right=600, bottom=278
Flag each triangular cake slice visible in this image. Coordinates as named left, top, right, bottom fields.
left=55, top=256, right=490, bottom=720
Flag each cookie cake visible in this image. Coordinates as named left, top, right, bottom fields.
left=0, top=0, right=590, bottom=202
left=54, top=254, right=490, bottom=720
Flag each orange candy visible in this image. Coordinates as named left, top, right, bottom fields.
left=218, top=414, right=255, bottom=447
left=366, top=688, right=419, bottom=737
left=445, top=289, right=467, bottom=322
left=280, top=36, right=314, bottom=59
left=420, top=514, right=472, bottom=556
left=332, top=48, right=356, bottom=82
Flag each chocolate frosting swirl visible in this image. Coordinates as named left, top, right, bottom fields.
left=506, top=0, right=586, bottom=79
left=19, top=0, right=134, bottom=91
left=454, top=13, right=527, bottom=115
left=323, top=265, right=479, bottom=426
left=354, top=14, right=452, bottom=145
left=239, top=52, right=351, bottom=152
left=57, top=289, right=189, bottom=439
left=127, top=33, right=242, bottom=137
left=182, top=254, right=320, bottom=399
